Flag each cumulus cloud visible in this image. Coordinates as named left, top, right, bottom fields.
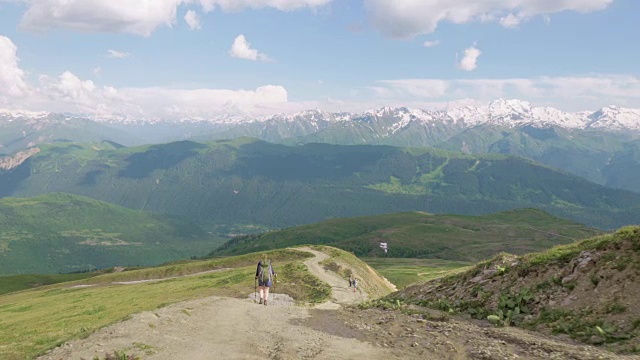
left=20, top=0, right=183, bottom=37
left=458, top=45, right=481, bottom=71
left=15, top=0, right=332, bottom=36
left=500, top=13, right=521, bottom=28
left=93, top=66, right=102, bottom=78
left=229, top=35, right=270, bottom=62
left=106, top=50, right=131, bottom=59
left=184, top=10, right=201, bottom=30
left=10, top=69, right=288, bottom=118
left=422, top=40, right=440, bottom=48
left=0, top=35, right=29, bottom=98
left=364, top=0, right=614, bottom=38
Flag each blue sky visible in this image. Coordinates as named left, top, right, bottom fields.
left=0, top=0, right=639, bottom=119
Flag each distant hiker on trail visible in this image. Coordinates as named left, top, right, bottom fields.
left=255, top=254, right=276, bottom=306
left=349, top=275, right=355, bottom=288
left=353, top=278, right=358, bottom=293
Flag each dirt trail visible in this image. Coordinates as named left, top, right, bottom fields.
left=39, top=248, right=397, bottom=360
left=37, top=248, right=638, bottom=360
left=297, top=247, right=367, bottom=308
left=69, top=268, right=233, bottom=289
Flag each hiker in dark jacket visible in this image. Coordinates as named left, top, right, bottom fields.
left=255, top=254, right=276, bottom=306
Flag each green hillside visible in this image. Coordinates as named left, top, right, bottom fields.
left=435, top=125, right=640, bottom=193
left=386, top=226, right=640, bottom=353
left=213, top=209, right=601, bottom=261
left=1, top=138, right=639, bottom=231
left=0, top=193, right=221, bottom=275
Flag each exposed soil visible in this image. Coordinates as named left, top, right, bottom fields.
left=38, top=247, right=639, bottom=360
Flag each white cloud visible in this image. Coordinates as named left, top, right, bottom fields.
left=229, top=35, right=270, bottom=62
left=364, top=0, right=614, bottom=38
left=376, top=79, right=449, bottom=98
left=20, top=0, right=183, bottom=37
left=15, top=0, right=332, bottom=36
left=458, top=45, right=481, bottom=71
left=106, top=50, right=131, bottom=59
left=124, top=85, right=288, bottom=118
left=196, top=0, right=332, bottom=12
left=371, top=75, right=640, bottom=111
left=93, top=66, right=102, bottom=78
left=500, top=13, right=521, bottom=28
left=184, top=10, right=201, bottom=30
left=422, top=40, right=440, bottom=48
left=0, top=35, right=29, bottom=98
left=11, top=69, right=288, bottom=118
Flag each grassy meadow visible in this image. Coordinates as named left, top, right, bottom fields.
left=363, top=258, right=473, bottom=289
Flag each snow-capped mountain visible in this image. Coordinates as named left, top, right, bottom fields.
left=255, top=99, right=640, bottom=133
left=2, top=99, right=639, bottom=132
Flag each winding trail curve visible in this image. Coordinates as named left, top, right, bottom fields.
left=298, top=246, right=367, bottom=308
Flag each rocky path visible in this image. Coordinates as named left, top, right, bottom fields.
left=38, top=248, right=639, bottom=360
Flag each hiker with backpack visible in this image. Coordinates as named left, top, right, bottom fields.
left=353, top=278, right=358, bottom=293
left=255, top=254, right=276, bottom=306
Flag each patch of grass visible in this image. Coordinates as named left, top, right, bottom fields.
left=363, top=258, right=472, bottom=289
left=92, top=351, right=140, bottom=360
left=276, top=262, right=330, bottom=304
left=606, top=301, right=627, bottom=314
left=131, top=342, right=156, bottom=356
left=563, top=281, right=577, bottom=291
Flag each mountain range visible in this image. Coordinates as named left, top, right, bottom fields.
left=1, top=138, right=638, bottom=231
left=4, top=99, right=639, bottom=130
left=3, top=99, right=639, bottom=193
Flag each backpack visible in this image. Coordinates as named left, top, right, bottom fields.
left=259, top=260, right=272, bottom=284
